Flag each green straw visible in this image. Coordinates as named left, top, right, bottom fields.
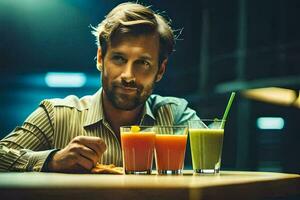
left=220, top=92, right=236, bottom=129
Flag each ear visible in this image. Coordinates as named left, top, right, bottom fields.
left=96, top=48, right=103, bottom=71
left=155, top=59, right=167, bottom=82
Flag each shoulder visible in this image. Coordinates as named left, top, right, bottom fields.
left=147, top=94, right=188, bottom=109
left=147, top=94, right=199, bottom=125
left=40, top=94, right=92, bottom=112
left=37, top=94, right=94, bottom=130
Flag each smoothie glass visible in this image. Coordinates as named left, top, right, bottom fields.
left=154, top=125, right=188, bottom=175
left=188, top=119, right=225, bottom=174
left=120, top=126, right=156, bottom=175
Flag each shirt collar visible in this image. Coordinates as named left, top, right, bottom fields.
left=143, top=99, right=156, bottom=121
left=83, top=88, right=156, bottom=127
left=84, top=88, right=104, bottom=127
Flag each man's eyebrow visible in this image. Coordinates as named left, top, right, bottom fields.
left=110, top=51, right=126, bottom=56
left=110, top=51, right=153, bottom=60
left=139, top=55, right=152, bottom=60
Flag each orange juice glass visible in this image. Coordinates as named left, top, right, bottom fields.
left=120, top=126, right=156, bottom=174
left=155, top=126, right=188, bottom=175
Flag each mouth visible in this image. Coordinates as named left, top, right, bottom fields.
left=116, top=85, right=138, bottom=94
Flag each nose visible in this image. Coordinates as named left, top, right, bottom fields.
left=120, top=62, right=135, bottom=82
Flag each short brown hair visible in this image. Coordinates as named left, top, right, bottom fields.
left=92, top=2, right=175, bottom=65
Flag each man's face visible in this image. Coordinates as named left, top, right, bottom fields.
left=99, top=33, right=165, bottom=110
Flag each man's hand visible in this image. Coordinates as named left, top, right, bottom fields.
left=48, top=136, right=107, bottom=173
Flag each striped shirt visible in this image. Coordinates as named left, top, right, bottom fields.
left=0, top=88, right=199, bottom=172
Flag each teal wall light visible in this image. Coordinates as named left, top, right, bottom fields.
left=45, top=72, right=87, bottom=88
left=256, top=117, right=285, bottom=130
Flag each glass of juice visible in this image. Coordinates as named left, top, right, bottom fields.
left=188, top=119, right=225, bottom=174
left=154, top=125, right=188, bottom=175
left=120, top=126, right=156, bottom=175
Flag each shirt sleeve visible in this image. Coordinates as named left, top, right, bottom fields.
left=0, top=101, right=57, bottom=172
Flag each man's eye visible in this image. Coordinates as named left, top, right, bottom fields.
left=112, top=56, right=126, bottom=64
left=136, top=60, right=151, bottom=70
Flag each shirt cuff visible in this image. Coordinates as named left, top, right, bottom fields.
left=23, top=149, right=59, bottom=172
left=41, top=149, right=60, bottom=172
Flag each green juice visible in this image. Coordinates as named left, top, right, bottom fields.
left=189, top=129, right=224, bottom=171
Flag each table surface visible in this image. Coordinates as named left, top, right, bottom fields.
left=0, top=170, right=299, bottom=200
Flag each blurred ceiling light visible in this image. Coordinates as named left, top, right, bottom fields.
left=294, top=94, right=300, bottom=108
left=45, top=72, right=86, bottom=88
left=243, top=87, right=299, bottom=107
left=257, top=117, right=284, bottom=130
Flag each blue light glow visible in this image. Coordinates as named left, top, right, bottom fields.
left=45, top=72, right=87, bottom=88
left=256, top=117, right=285, bottom=130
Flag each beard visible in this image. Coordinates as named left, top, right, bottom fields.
left=102, top=72, right=156, bottom=111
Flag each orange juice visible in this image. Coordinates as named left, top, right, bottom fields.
left=121, top=132, right=155, bottom=173
left=155, top=134, right=188, bottom=171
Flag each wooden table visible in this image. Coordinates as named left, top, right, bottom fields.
left=0, top=171, right=299, bottom=200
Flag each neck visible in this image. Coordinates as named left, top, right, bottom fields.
left=102, top=91, right=143, bottom=136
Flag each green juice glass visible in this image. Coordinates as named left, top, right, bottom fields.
left=188, top=119, right=225, bottom=174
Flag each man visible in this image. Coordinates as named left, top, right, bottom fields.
left=0, top=2, right=199, bottom=173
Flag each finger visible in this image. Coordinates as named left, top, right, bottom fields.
left=82, top=137, right=106, bottom=157
left=76, top=153, right=94, bottom=170
left=77, top=145, right=99, bottom=166
left=75, top=136, right=107, bottom=156
left=74, top=164, right=90, bottom=174
left=96, top=139, right=107, bottom=153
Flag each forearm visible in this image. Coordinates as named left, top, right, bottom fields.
left=0, top=104, right=55, bottom=172
left=0, top=143, right=58, bottom=172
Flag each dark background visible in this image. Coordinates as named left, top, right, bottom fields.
left=1, top=0, right=299, bottom=173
